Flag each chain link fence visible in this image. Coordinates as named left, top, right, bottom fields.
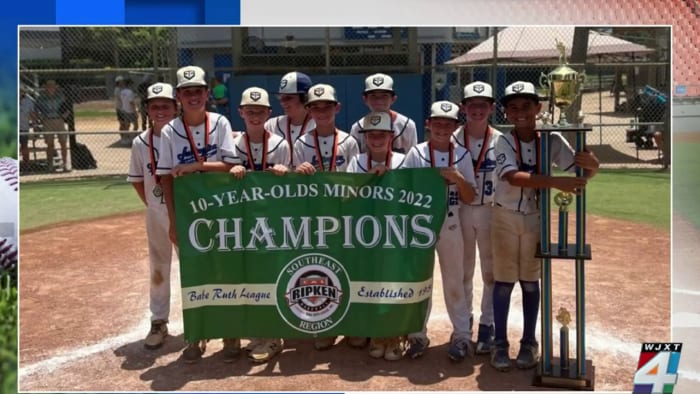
left=19, top=26, right=670, bottom=182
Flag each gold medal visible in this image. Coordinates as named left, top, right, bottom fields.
left=153, top=183, right=163, bottom=198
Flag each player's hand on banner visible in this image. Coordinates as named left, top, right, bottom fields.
left=172, top=162, right=201, bottom=177
left=439, top=167, right=465, bottom=184
left=574, top=150, right=600, bottom=170
left=368, top=164, right=389, bottom=175
left=295, top=162, right=316, bottom=175
left=553, top=176, right=588, bottom=194
left=230, top=165, right=246, bottom=179
left=268, top=164, right=289, bottom=176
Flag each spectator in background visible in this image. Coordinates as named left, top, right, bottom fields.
left=120, top=78, right=139, bottom=144
left=210, top=77, right=230, bottom=119
left=138, top=75, right=154, bottom=131
left=36, top=80, right=70, bottom=172
left=115, top=76, right=126, bottom=131
left=19, top=85, right=38, bottom=164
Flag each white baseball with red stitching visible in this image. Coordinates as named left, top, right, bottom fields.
left=0, top=157, right=18, bottom=273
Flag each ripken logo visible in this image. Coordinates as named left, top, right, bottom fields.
left=440, top=102, right=453, bottom=113
left=183, top=69, right=196, bottom=80
left=314, top=87, right=325, bottom=97
left=372, top=76, right=384, bottom=87
left=280, top=79, right=288, bottom=90
left=512, top=83, right=525, bottom=93
left=151, top=85, right=163, bottom=94
left=473, top=84, right=485, bottom=93
left=276, top=253, right=350, bottom=334
left=369, top=115, right=382, bottom=126
left=250, top=91, right=261, bottom=101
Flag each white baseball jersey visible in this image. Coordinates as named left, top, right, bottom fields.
left=264, top=115, right=316, bottom=167
left=346, top=152, right=405, bottom=173
left=494, top=131, right=576, bottom=214
left=128, top=130, right=168, bottom=212
left=452, top=125, right=503, bottom=206
left=402, top=142, right=477, bottom=208
left=232, top=132, right=291, bottom=170
left=293, top=129, right=359, bottom=172
left=350, top=110, right=417, bottom=154
left=156, top=112, right=236, bottom=175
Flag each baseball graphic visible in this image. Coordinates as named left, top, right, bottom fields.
left=0, top=157, right=18, bottom=275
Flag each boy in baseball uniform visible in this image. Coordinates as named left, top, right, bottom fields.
left=264, top=71, right=315, bottom=168
left=127, top=82, right=178, bottom=350
left=490, top=81, right=598, bottom=372
left=452, top=81, right=502, bottom=355
left=402, top=101, right=477, bottom=362
left=349, top=73, right=417, bottom=154
left=229, top=87, right=290, bottom=363
left=346, top=111, right=405, bottom=360
left=156, top=65, right=238, bottom=364
left=294, top=83, right=360, bottom=351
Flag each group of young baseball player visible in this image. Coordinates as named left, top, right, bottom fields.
left=127, top=65, right=599, bottom=371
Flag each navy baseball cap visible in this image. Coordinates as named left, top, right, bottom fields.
left=278, top=71, right=313, bottom=95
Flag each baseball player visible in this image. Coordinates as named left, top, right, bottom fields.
left=156, top=65, right=238, bottom=364
left=264, top=71, right=315, bottom=168
left=294, top=83, right=359, bottom=351
left=490, top=81, right=598, bottom=372
left=294, top=83, right=359, bottom=176
left=402, top=101, right=477, bottom=362
left=349, top=73, right=417, bottom=154
left=452, top=81, right=502, bottom=355
left=346, top=111, right=405, bottom=360
left=127, top=82, right=178, bottom=350
left=230, top=87, right=290, bottom=363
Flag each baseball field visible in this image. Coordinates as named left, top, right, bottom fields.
left=16, top=167, right=675, bottom=392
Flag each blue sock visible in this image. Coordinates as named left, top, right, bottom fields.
left=520, top=280, right=540, bottom=345
left=493, top=281, right=515, bottom=346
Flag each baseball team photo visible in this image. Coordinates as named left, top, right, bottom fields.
left=17, top=25, right=676, bottom=392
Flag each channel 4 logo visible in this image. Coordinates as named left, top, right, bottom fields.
left=633, top=343, right=682, bottom=394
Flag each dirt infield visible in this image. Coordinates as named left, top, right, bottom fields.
left=18, top=212, right=669, bottom=391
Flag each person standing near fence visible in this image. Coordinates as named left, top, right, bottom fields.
left=119, top=78, right=139, bottom=144
left=349, top=73, right=417, bottom=154
left=36, top=80, right=70, bottom=172
left=264, top=71, right=315, bottom=168
left=210, top=76, right=230, bottom=119
left=20, top=85, right=38, bottom=164
left=402, top=100, right=477, bottom=362
left=452, top=81, right=501, bottom=355
left=229, top=87, right=290, bottom=363
left=156, top=65, right=238, bottom=364
left=127, top=82, right=179, bottom=350
left=490, top=81, right=598, bottom=372
left=115, top=76, right=126, bottom=131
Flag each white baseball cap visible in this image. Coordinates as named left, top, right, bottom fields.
left=278, top=71, right=313, bottom=95
left=462, top=81, right=494, bottom=102
left=306, top=84, right=338, bottom=106
left=501, top=81, right=540, bottom=105
left=429, top=101, right=460, bottom=120
left=115, top=75, right=124, bottom=83
left=364, top=73, right=394, bottom=93
left=360, top=112, right=393, bottom=133
left=146, top=83, right=176, bottom=102
left=240, top=87, right=271, bottom=107
left=176, top=66, right=207, bottom=89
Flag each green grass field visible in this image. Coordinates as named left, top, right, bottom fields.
left=75, top=110, right=117, bottom=118
left=19, top=170, right=670, bottom=232
left=673, top=142, right=700, bottom=229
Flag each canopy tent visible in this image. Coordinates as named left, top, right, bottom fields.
left=446, top=26, right=654, bottom=64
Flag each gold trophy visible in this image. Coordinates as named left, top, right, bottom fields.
left=539, top=39, right=586, bottom=127
left=556, top=307, right=572, bottom=372
left=554, top=192, right=574, bottom=254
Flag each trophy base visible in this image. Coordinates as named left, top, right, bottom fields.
left=536, top=244, right=591, bottom=260
left=536, top=124, right=592, bottom=133
left=534, top=358, right=595, bottom=391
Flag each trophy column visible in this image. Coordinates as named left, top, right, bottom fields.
left=534, top=124, right=595, bottom=391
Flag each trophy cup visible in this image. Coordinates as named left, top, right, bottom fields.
left=539, top=39, right=586, bottom=127
left=556, top=307, right=572, bottom=372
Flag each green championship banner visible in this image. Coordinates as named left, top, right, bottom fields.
left=174, top=168, right=447, bottom=341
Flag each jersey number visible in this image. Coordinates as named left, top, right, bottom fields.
left=483, top=180, right=493, bottom=196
